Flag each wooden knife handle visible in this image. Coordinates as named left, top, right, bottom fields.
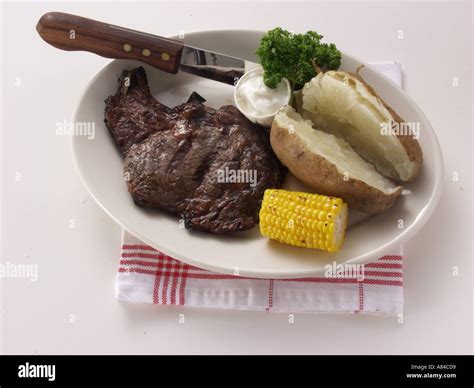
left=36, top=12, right=183, bottom=74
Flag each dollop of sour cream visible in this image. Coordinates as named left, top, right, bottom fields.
left=235, top=72, right=289, bottom=117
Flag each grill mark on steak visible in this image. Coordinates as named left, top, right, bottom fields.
left=104, top=67, right=286, bottom=234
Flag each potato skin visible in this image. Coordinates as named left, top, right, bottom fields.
left=270, top=119, right=403, bottom=214
left=352, top=72, right=423, bottom=182
left=384, top=103, right=423, bottom=183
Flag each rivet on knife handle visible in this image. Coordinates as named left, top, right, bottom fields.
left=36, top=12, right=184, bottom=74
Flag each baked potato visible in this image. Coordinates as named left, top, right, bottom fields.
left=295, top=70, right=422, bottom=182
left=270, top=106, right=402, bottom=214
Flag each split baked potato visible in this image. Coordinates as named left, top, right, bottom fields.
left=271, top=106, right=402, bottom=214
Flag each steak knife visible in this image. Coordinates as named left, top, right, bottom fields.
left=36, top=12, right=259, bottom=85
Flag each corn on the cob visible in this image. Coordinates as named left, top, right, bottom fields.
left=259, top=189, right=348, bottom=252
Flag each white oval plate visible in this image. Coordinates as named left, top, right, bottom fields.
left=72, top=30, right=443, bottom=279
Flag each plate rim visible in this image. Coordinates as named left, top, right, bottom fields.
left=71, top=29, right=444, bottom=279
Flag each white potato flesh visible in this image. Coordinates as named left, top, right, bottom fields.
left=300, top=71, right=416, bottom=181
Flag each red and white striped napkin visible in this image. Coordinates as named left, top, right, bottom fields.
left=115, top=62, right=405, bottom=316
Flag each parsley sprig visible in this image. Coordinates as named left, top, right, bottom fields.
left=256, top=28, right=341, bottom=90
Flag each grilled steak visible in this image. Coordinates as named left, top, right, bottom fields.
left=105, top=67, right=285, bottom=234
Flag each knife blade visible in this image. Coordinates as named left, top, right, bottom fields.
left=179, top=45, right=260, bottom=85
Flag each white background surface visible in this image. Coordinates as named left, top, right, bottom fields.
left=1, top=0, right=472, bottom=354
